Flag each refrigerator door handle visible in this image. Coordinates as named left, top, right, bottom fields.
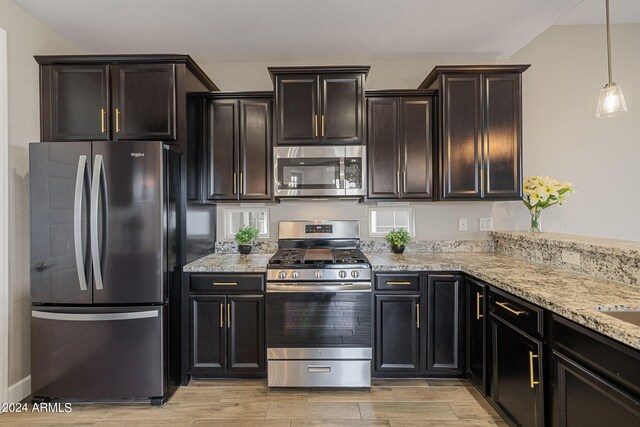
left=90, top=154, right=104, bottom=290
left=73, top=155, right=88, bottom=291
left=32, top=310, right=159, bottom=322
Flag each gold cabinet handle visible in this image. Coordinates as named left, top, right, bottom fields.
left=396, top=171, right=401, bottom=193
left=496, top=301, right=526, bottom=316
left=240, top=172, right=243, bottom=195
left=227, top=303, right=231, bottom=328
left=100, top=109, right=106, bottom=133
left=233, top=173, right=237, bottom=195
left=115, top=108, right=120, bottom=133
left=386, top=281, right=412, bottom=285
left=321, top=114, right=325, bottom=138
left=403, top=171, right=407, bottom=192
left=477, top=293, right=483, bottom=320
left=314, top=115, right=318, bottom=137
left=529, top=351, right=540, bottom=388
left=219, top=303, right=224, bottom=328
left=213, top=282, right=238, bottom=286
left=416, top=303, right=420, bottom=328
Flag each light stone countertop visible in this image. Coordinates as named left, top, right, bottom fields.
left=184, top=251, right=640, bottom=351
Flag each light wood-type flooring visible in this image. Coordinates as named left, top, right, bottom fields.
left=1, top=378, right=507, bottom=426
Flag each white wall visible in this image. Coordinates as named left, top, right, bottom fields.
left=0, top=0, right=82, bottom=394
left=494, top=24, right=640, bottom=241
left=201, top=24, right=640, bottom=242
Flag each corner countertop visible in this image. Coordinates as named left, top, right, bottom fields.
left=184, top=251, right=640, bottom=351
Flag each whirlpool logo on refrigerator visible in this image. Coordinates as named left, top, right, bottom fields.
left=130, top=153, right=145, bottom=158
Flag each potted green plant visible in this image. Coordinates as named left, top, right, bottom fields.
left=385, top=228, right=411, bottom=254
left=235, top=226, right=259, bottom=255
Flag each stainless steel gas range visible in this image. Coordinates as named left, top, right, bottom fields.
left=266, top=220, right=372, bottom=387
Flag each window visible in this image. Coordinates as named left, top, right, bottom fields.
left=223, top=208, right=269, bottom=239
left=369, top=206, right=415, bottom=237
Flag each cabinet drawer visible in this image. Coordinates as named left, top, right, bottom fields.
left=190, top=274, right=264, bottom=293
left=489, top=288, right=543, bottom=337
left=268, top=360, right=371, bottom=387
left=551, top=314, right=640, bottom=397
left=375, top=273, right=420, bottom=292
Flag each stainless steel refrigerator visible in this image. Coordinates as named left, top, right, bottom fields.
left=29, top=140, right=181, bottom=404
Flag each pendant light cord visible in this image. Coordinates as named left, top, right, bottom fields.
left=606, top=0, right=613, bottom=85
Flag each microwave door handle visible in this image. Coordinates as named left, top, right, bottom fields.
left=339, top=157, right=345, bottom=192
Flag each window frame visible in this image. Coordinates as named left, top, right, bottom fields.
left=368, top=206, right=416, bottom=237
left=222, top=207, right=270, bottom=239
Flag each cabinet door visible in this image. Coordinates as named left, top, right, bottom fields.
left=482, top=73, right=522, bottom=199
left=375, top=295, right=420, bottom=373
left=427, top=275, right=463, bottom=373
left=227, top=295, right=265, bottom=373
left=441, top=74, right=482, bottom=199
left=466, top=278, right=487, bottom=395
left=240, top=99, right=272, bottom=200
left=400, top=97, right=433, bottom=199
left=276, top=75, right=319, bottom=144
left=491, top=317, right=544, bottom=427
left=190, top=296, right=226, bottom=375
left=553, top=352, right=640, bottom=426
left=320, top=74, right=364, bottom=144
left=42, top=65, right=110, bottom=141
left=206, top=100, right=239, bottom=200
left=112, top=63, right=176, bottom=141
left=367, top=97, right=400, bottom=199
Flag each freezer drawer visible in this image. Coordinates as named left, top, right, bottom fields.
left=31, top=306, right=166, bottom=400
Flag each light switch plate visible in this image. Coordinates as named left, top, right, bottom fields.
left=458, top=218, right=468, bottom=232
left=562, top=250, right=581, bottom=266
left=479, top=218, right=494, bottom=231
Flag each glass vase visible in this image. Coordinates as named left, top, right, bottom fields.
left=529, top=208, right=542, bottom=233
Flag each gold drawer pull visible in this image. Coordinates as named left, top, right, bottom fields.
left=477, top=293, right=484, bottom=320
left=496, top=301, right=526, bottom=316
left=416, top=303, right=420, bottom=329
left=529, top=351, right=540, bottom=388
left=314, top=114, right=318, bottom=137
left=100, top=109, right=106, bottom=133
left=321, top=114, right=325, bottom=137
left=115, top=108, right=120, bottom=133
left=213, top=282, right=238, bottom=286
left=227, top=303, right=231, bottom=328
left=386, top=281, right=412, bottom=285
left=219, top=303, right=224, bottom=328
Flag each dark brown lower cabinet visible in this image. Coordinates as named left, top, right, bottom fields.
left=466, top=278, right=487, bottom=395
left=374, top=294, right=421, bottom=373
left=427, top=274, right=464, bottom=374
left=491, top=316, right=544, bottom=427
left=552, top=351, right=640, bottom=426
left=190, top=294, right=265, bottom=377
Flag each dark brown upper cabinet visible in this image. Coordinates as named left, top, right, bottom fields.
left=366, top=90, right=435, bottom=200
left=203, top=93, right=273, bottom=202
left=419, top=65, right=529, bottom=200
left=36, top=55, right=218, bottom=143
left=269, top=66, right=369, bottom=145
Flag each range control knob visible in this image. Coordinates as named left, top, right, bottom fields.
left=314, top=270, right=323, bottom=279
left=338, top=270, right=347, bottom=279
left=351, top=270, right=360, bottom=278
left=278, top=271, right=287, bottom=280
left=291, top=271, right=299, bottom=279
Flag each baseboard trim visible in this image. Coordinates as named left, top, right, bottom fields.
left=7, top=375, right=30, bottom=403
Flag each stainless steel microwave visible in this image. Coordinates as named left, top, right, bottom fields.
left=273, top=146, right=366, bottom=197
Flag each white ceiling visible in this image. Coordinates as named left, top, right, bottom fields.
left=10, top=0, right=639, bottom=63
left=556, top=0, right=640, bottom=25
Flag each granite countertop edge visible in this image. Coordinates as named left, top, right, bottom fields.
left=184, top=252, right=640, bottom=351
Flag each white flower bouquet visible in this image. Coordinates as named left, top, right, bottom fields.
left=523, top=176, right=575, bottom=232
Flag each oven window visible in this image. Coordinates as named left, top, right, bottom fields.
left=277, top=158, right=342, bottom=190
left=267, top=293, right=372, bottom=348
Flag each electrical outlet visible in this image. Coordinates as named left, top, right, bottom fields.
left=458, top=218, right=468, bottom=232
left=562, top=250, right=581, bottom=266
left=479, top=217, right=493, bottom=231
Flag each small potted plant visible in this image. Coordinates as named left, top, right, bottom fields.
left=386, top=228, right=411, bottom=254
left=235, top=226, right=259, bottom=255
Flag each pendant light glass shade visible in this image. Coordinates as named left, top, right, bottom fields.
left=596, top=82, right=628, bottom=118
left=596, top=0, right=627, bottom=118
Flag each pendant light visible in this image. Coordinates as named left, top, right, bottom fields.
left=596, top=0, right=627, bottom=118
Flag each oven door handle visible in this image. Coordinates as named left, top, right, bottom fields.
left=266, top=283, right=371, bottom=293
